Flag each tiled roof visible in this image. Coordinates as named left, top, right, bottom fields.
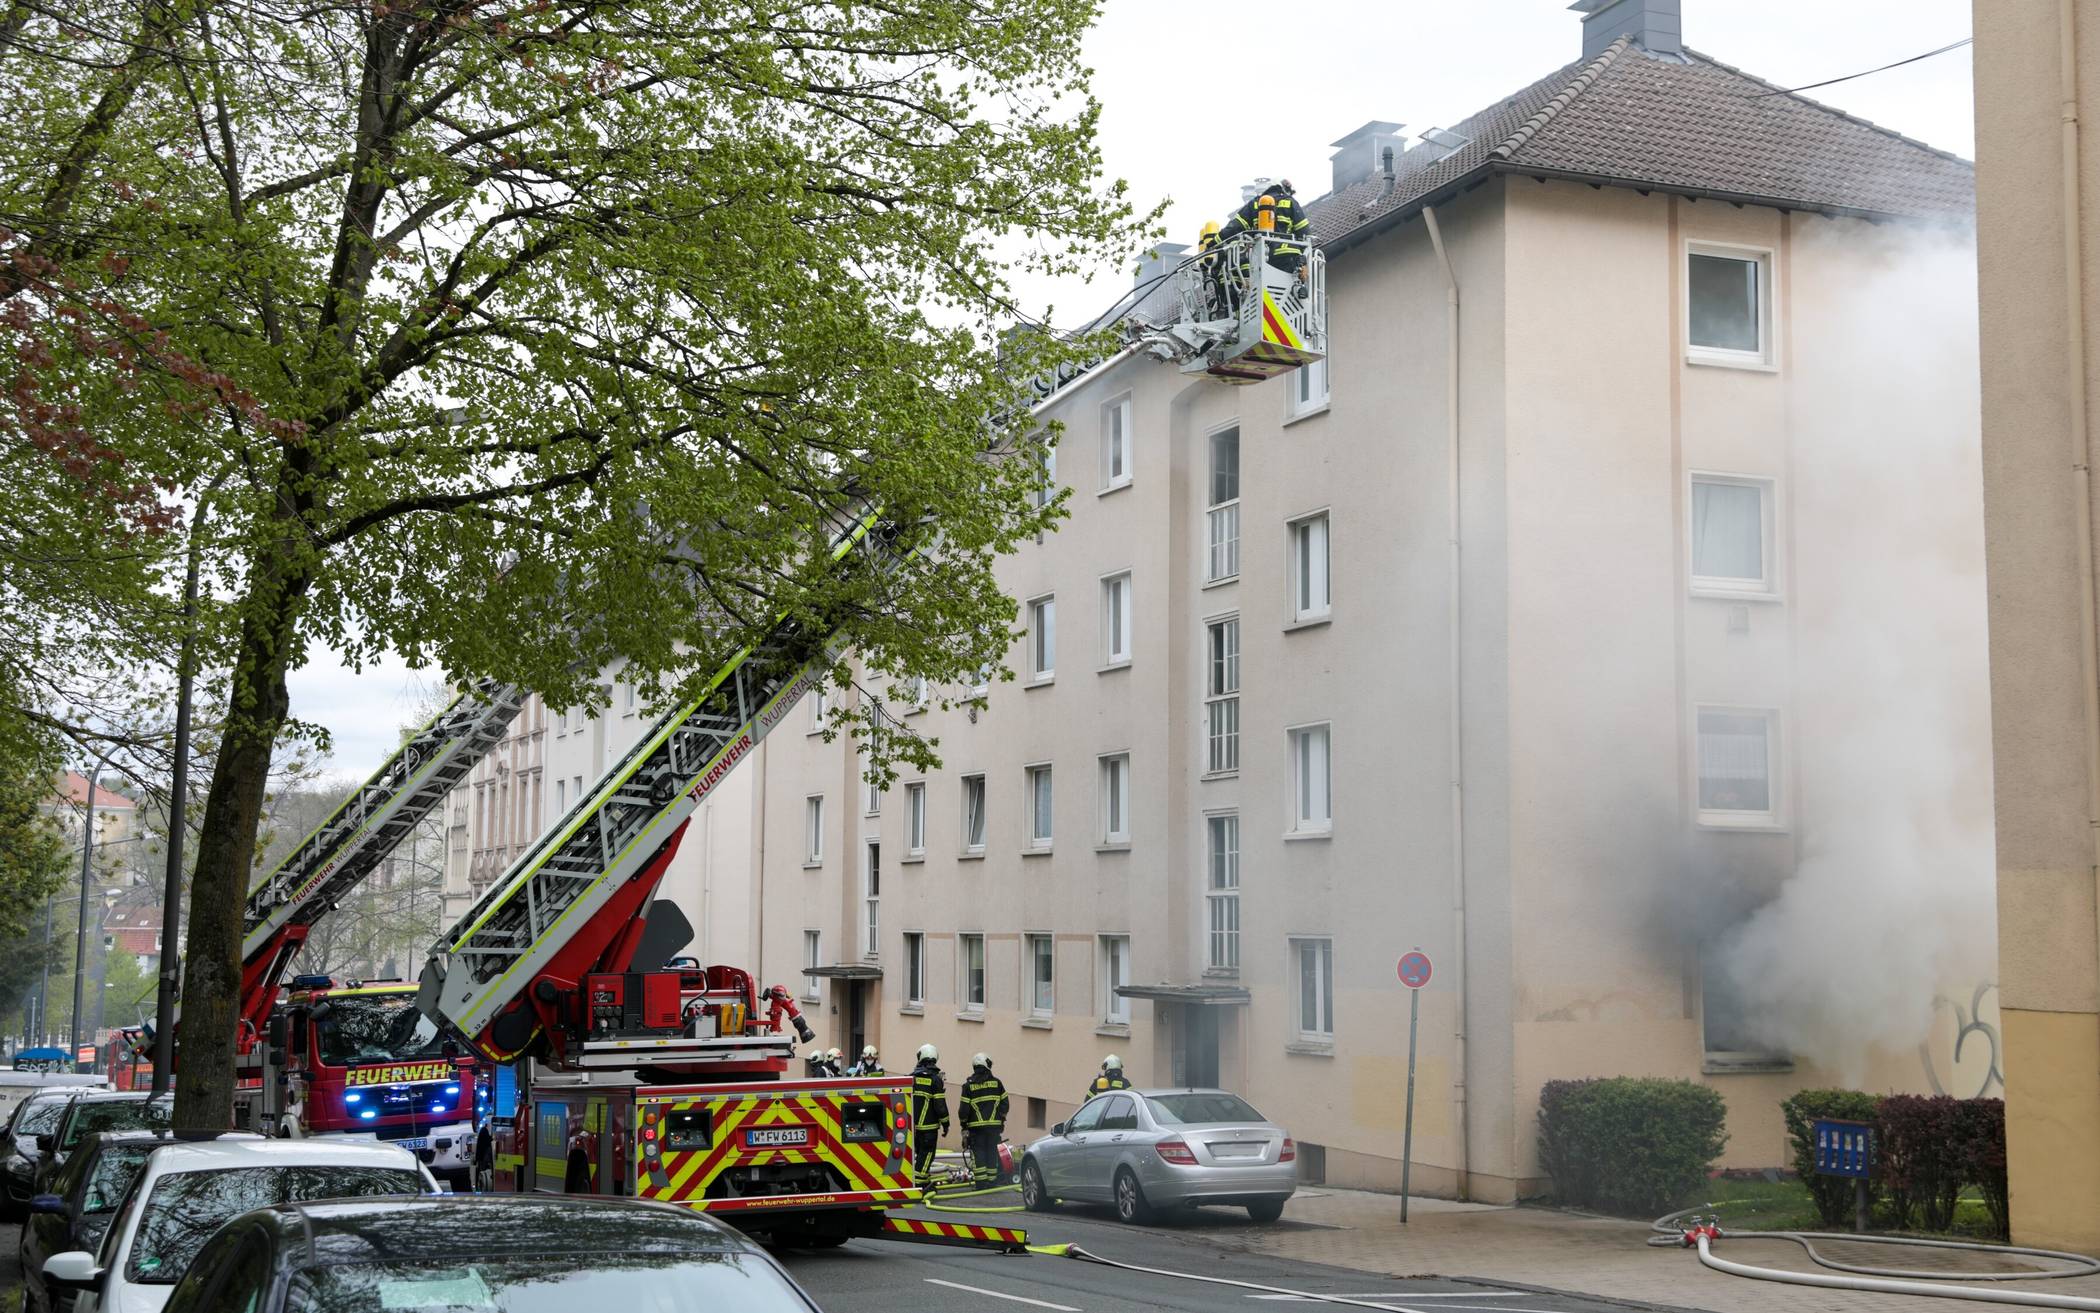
left=54, top=771, right=135, bottom=810
left=1312, top=38, right=1974, bottom=248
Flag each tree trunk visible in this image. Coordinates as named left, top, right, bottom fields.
left=170, top=555, right=306, bottom=1130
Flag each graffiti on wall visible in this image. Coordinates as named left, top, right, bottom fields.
left=1919, top=981, right=2004, bottom=1099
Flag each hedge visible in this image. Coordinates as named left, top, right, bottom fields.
left=1779, top=1091, right=2009, bottom=1239
left=1779, top=1089, right=1883, bottom=1227
left=1537, top=1077, right=1728, bottom=1216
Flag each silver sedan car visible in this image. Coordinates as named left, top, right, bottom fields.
left=1019, top=1088, right=1296, bottom=1224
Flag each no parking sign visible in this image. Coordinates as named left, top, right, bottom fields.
left=1396, top=949, right=1433, bottom=1221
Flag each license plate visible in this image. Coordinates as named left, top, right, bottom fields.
left=393, top=1137, right=428, bottom=1151
left=746, top=1127, right=809, bottom=1147
left=1208, top=1142, right=1263, bottom=1158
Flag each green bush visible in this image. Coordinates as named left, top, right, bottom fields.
left=1955, top=1098, right=2009, bottom=1240
left=1537, top=1077, right=1729, bottom=1216
left=1780, top=1089, right=1883, bottom=1227
left=1878, top=1095, right=1965, bottom=1231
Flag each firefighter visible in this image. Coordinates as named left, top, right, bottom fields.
left=851, top=1044, right=883, bottom=1076
left=1084, top=1053, right=1132, bottom=1101
left=1219, top=178, right=1312, bottom=277
left=960, top=1053, right=1009, bottom=1186
left=1195, top=220, right=1231, bottom=319
left=826, top=1046, right=845, bottom=1075
left=806, top=1046, right=835, bottom=1078
left=909, top=1043, right=950, bottom=1176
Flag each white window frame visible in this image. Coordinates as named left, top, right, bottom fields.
left=1694, top=704, right=1782, bottom=829
left=1206, top=425, right=1240, bottom=584
left=1032, top=435, right=1059, bottom=510
left=1099, top=934, right=1131, bottom=1025
left=862, top=840, right=881, bottom=959
left=959, top=933, right=987, bottom=1013
left=1026, top=932, right=1055, bottom=1018
left=902, top=675, right=930, bottom=713
left=623, top=680, right=637, bottom=715
left=1684, top=240, right=1777, bottom=370
left=1100, top=571, right=1133, bottom=668
left=1100, top=393, right=1133, bottom=492
left=1287, top=722, right=1333, bottom=837
left=904, top=931, right=925, bottom=1007
left=906, top=781, right=926, bottom=857
left=1289, top=510, right=1332, bottom=625
left=1204, top=614, right=1240, bottom=776
left=1025, top=763, right=1054, bottom=851
left=1288, top=353, right=1330, bottom=421
left=804, top=795, right=825, bottom=865
left=1027, top=593, right=1056, bottom=683
left=809, top=684, right=830, bottom=734
left=1098, top=752, right=1131, bottom=847
left=803, top=930, right=823, bottom=1002
left=1206, top=811, right=1240, bottom=971
left=555, top=778, right=566, bottom=814
left=1292, top=937, right=1336, bottom=1043
left=961, top=774, right=987, bottom=854
left=1688, top=471, right=1780, bottom=599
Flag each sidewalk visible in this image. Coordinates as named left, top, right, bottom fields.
left=1240, top=1189, right=2100, bottom=1312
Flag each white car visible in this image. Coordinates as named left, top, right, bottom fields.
left=41, top=1134, right=437, bottom=1313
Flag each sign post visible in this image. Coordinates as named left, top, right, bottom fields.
left=1396, top=950, right=1433, bottom=1222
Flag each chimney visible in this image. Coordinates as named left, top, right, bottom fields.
left=1327, top=120, right=1407, bottom=194
left=1568, top=0, right=1681, bottom=61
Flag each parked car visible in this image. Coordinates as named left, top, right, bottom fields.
left=152, top=1195, right=825, bottom=1312
left=0, top=1072, right=106, bottom=1140
left=38, top=1136, right=438, bottom=1313
left=1019, top=1087, right=1297, bottom=1224
left=4, top=1090, right=103, bottom=1221
left=19, top=1131, right=257, bottom=1313
left=33, top=1093, right=173, bottom=1192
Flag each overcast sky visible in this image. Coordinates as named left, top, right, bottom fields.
left=291, top=0, right=1976, bottom=783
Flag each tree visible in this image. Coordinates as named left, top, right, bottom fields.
left=0, top=767, right=72, bottom=1041
left=1, top=0, right=1150, bottom=1125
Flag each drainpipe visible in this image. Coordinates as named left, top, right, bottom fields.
left=1423, top=204, right=1471, bottom=1200
left=2061, top=0, right=2100, bottom=1003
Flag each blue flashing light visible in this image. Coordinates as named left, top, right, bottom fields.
left=344, top=1092, right=362, bottom=1105
left=445, top=1085, right=460, bottom=1095
left=358, top=1109, right=377, bottom=1121
left=430, top=1103, right=445, bottom=1114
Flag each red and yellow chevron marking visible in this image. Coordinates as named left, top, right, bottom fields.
left=1260, top=290, right=1305, bottom=351
left=638, top=1087, right=909, bottom=1210
left=882, top=1217, right=1030, bottom=1251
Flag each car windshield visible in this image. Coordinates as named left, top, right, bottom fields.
left=1146, top=1093, right=1267, bottom=1126
left=61, top=1099, right=169, bottom=1148
left=15, top=1098, right=68, bottom=1136
left=81, top=1143, right=154, bottom=1212
left=314, top=994, right=448, bottom=1067
left=292, top=1254, right=808, bottom=1311
left=128, top=1166, right=426, bottom=1284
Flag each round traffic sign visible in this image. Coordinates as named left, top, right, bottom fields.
left=1397, top=951, right=1433, bottom=990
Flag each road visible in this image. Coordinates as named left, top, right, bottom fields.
left=774, top=1194, right=1686, bottom=1313
left=4, top=1204, right=1684, bottom=1313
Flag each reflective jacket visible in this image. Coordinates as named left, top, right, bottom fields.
left=1084, top=1071, right=1133, bottom=1101
left=1219, top=191, right=1311, bottom=253
left=910, top=1062, right=950, bottom=1130
left=960, top=1069, right=1009, bottom=1129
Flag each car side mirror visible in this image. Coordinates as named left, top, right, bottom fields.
left=42, top=1251, right=103, bottom=1290
left=1050, top=1122, right=1066, bottom=1137
left=34, top=1134, right=52, bottom=1153
left=28, top=1193, right=65, bottom=1214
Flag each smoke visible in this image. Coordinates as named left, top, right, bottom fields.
left=1702, top=224, right=1996, bottom=1083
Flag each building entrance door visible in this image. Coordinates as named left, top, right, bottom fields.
left=1170, top=1004, right=1221, bottom=1087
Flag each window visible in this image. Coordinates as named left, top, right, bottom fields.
left=1701, top=954, right=1788, bottom=1066
left=1289, top=723, right=1332, bottom=834
left=906, top=782, right=926, bottom=856
left=803, top=930, right=822, bottom=1001
left=1696, top=707, right=1778, bottom=826
left=1027, top=594, right=1056, bottom=681
left=1026, top=764, right=1054, bottom=849
left=1098, top=753, right=1130, bottom=845
left=572, top=776, right=583, bottom=807
left=1099, top=935, right=1131, bottom=1024
left=1207, top=813, right=1240, bottom=971
left=1690, top=474, right=1775, bottom=595
left=1290, top=512, right=1331, bottom=622
left=1100, top=395, right=1132, bottom=491
left=804, top=795, right=824, bottom=864
left=809, top=684, right=830, bottom=733
left=863, top=756, right=881, bottom=817
left=862, top=842, right=881, bottom=958
left=1032, top=436, right=1059, bottom=510
left=959, top=934, right=986, bottom=1011
left=903, top=675, right=929, bottom=711
left=555, top=779, right=566, bottom=814
left=1207, top=427, right=1240, bottom=582
left=961, top=774, right=987, bottom=853
left=624, top=680, right=637, bottom=713
left=904, top=932, right=925, bottom=1007
left=1293, top=937, right=1335, bottom=1041
left=1100, top=572, right=1133, bottom=667
left=1290, top=354, right=1330, bottom=418
left=1027, top=933, right=1055, bottom=1017
left=1687, top=244, right=1773, bottom=365
left=1205, top=616, right=1240, bottom=775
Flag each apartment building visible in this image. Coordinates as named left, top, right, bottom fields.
left=754, top=0, right=1992, bottom=1201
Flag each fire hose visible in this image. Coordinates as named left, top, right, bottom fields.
left=1652, top=1206, right=2100, bottom=1307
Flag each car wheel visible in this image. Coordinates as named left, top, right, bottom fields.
left=1113, top=1169, right=1151, bottom=1225
left=1246, top=1198, right=1286, bottom=1223
left=1019, top=1160, right=1052, bottom=1213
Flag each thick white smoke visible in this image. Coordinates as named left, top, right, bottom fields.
left=1710, top=226, right=1997, bottom=1083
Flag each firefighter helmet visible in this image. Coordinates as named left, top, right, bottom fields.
left=827, top=1047, right=843, bottom=1061
left=973, top=1052, right=992, bottom=1069
left=1102, top=1053, right=1123, bottom=1071
left=861, top=1045, right=879, bottom=1060
left=917, top=1043, right=938, bottom=1062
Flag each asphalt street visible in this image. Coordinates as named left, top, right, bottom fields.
left=2, top=1203, right=1689, bottom=1313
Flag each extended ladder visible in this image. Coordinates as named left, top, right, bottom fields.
left=419, top=509, right=906, bottom=1067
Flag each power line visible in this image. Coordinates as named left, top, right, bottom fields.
left=1749, top=36, right=1972, bottom=99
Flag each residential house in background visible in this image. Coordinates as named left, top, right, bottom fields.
left=753, top=0, right=1993, bottom=1201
